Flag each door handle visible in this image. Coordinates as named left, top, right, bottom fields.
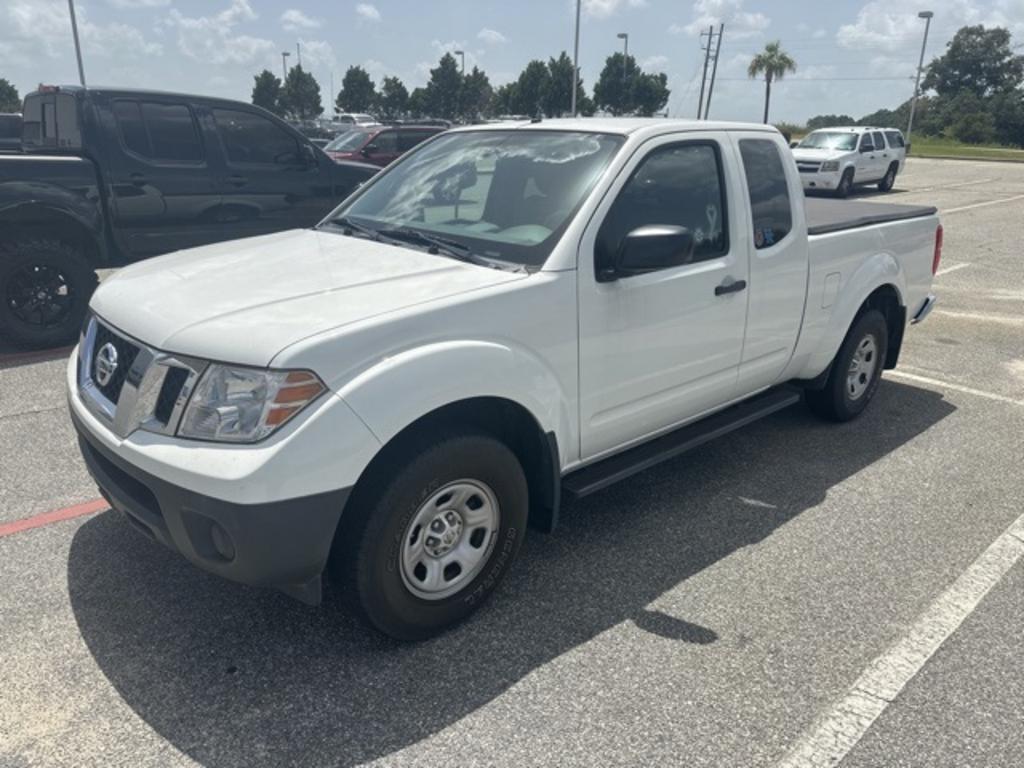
left=129, top=173, right=147, bottom=187
left=227, top=175, right=248, bottom=188
left=715, top=279, right=747, bottom=296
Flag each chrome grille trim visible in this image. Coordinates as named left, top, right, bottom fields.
left=78, top=316, right=207, bottom=438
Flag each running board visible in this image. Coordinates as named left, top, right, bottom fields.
left=562, top=387, right=802, bottom=499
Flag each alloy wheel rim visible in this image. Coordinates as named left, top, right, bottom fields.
left=6, top=265, right=74, bottom=328
left=399, top=479, right=500, bottom=601
left=847, top=334, right=878, bottom=401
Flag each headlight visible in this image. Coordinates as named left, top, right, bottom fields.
left=178, top=364, right=326, bottom=443
left=820, top=161, right=841, bottom=172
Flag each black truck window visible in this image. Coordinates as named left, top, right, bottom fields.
left=738, top=138, right=793, bottom=249
left=113, top=100, right=150, bottom=157
left=113, top=100, right=204, bottom=164
left=212, top=108, right=302, bottom=166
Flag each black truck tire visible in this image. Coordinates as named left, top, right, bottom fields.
left=0, top=238, right=97, bottom=349
left=835, top=168, right=855, bottom=198
left=878, top=163, right=898, bottom=192
left=334, top=431, right=528, bottom=641
left=806, top=309, right=889, bottom=422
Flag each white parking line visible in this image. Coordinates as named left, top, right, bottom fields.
left=887, top=370, right=1024, bottom=407
left=933, top=309, right=1024, bottom=328
left=776, top=512, right=1024, bottom=768
left=943, top=194, right=1024, bottom=214
left=910, top=178, right=993, bottom=193
left=934, top=262, right=971, bottom=277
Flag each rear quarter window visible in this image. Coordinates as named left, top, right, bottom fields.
left=885, top=131, right=905, bottom=148
left=738, top=138, right=793, bottom=249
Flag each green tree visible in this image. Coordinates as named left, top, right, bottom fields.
left=490, top=82, right=517, bottom=116
left=632, top=72, right=670, bottom=116
left=510, top=59, right=550, bottom=117
left=251, top=70, right=283, bottom=116
left=337, top=66, right=377, bottom=113
left=543, top=51, right=586, bottom=117
left=377, top=76, right=409, bottom=120
left=408, top=87, right=429, bottom=117
left=280, top=65, right=322, bottom=120
left=747, top=41, right=797, bottom=124
left=461, top=66, right=493, bottom=121
left=807, top=114, right=856, bottom=130
left=0, top=78, right=20, bottom=113
left=425, top=53, right=462, bottom=120
left=990, top=89, right=1024, bottom=146
left=593, top=53, right=636, bottom=115
left=923, top=25, right=1024, bottom=98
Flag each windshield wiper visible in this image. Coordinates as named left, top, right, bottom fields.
left=377, top=227, right=517, bottom=271
left=324, top=216, right=381, bottom=241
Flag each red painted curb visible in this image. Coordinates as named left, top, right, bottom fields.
left=0, top=499, right=108, bottom=538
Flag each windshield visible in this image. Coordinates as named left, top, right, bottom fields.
left=798, top=132, right=858, bottom=151
left=326, top=130, right=371, bottom=151
left=324, top=129, right=624, bottom=268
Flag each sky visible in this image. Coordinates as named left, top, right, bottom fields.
left=2, top=0, right=1023, bottom=123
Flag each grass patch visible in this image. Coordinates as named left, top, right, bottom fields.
left=908, top=136, right=1024, bottom=162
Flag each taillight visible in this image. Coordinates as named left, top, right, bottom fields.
left=932, top=224, right=943, bottom=275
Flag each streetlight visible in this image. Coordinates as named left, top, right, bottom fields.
left=906, top=11, right=934, bottom=150
left=571, top=0, right=581, bottom=116
left=617, top=32, right=629, bottom=80
left=454, top=50, right=466, bottom=74
left=67, top=0, right=86, bottom=86
left=281, top=51, right=290, bottom=81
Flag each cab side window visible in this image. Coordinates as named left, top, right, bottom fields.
left=859, top=133, right=875, bottom=152
left=212, top=108, right=302, bottom=166
left=596, top=142, right=728, bottom=275
left=367, top=130, right=399, bottom=154
left=872, top=131, right=887, bottom=150
left=113, top=100, right=204, bottom=164
left=738, top=139, right=792, bottom=249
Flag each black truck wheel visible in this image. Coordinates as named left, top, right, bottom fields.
left=0, top=238, right=97, bottom=349
left=835, top=168, right=855, bottom=198
left=806, top=309, right=888, bottom=422
left=878, top=163, right=898, bottom=192
left=334, top=431, right=528, bottom=640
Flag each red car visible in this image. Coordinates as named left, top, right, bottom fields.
left=324, top=125, right=445, bottom=166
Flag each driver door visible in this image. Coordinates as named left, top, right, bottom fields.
left=578, top=135, right=750, bottom=459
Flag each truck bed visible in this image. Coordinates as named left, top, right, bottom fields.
left=805, top=197, right=937, bottom=236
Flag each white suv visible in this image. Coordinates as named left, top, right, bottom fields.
left=792, top=127, right=906, bottom=197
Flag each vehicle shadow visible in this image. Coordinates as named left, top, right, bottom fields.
left=67, top=380, right=955, bottom=767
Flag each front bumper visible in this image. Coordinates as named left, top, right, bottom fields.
left=800, top=169, right=843, bottom=191
left=73, top=407, right=350, bottom=604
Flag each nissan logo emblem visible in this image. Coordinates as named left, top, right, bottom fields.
left=94, top=342, right=119, bottom=387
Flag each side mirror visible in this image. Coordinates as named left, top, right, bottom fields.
left=361, top=144, right=376, bottom=157
left=789, top=140, right=799, bottom=149
left=303, top=143, right=318, bottom=165
left=609, top=225, right=695, bottom=280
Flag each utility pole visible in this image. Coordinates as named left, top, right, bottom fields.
left=906, top=10, right=934, bottom=149
left=571, top=0, right=581, bottom=116
left=696, top=25, right=714, bottom=119
left=617, top=32, right=629, bottom=80
left=67, top=0, right=86, bottom=87
left=703, top=24, right=724, bottom=119
left=281, top=51, right=290, bottom=81
left=296, top=42, right=302, bottom=68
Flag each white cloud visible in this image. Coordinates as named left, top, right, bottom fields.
left=837, top=0, right=984, bottom=52
left=355, top=3, right=381, bottom=22
left=672, top=0, right=770, bottom=40
left=298, top=39, right=336, bottom=72
left=641, top=54, right=670, bottom=71
left=478, top=28, right=507, bottom=44
left=582, top=0, right=648, bottom=19
left=362, top=59, right=388, bottom=79
left=164, top=0, right=275, bottom=66
left=281, top=9, right=321, bottom=32
left=107, top=0, right=171, bottom=7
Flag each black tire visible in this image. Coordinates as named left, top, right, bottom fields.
left=878, top=163, right=898, bottom=192
left=0, top=238, right=97, bottom=349
left=806, top=309, right=888, bottom=422
left=835, top=168, right=855, bottom=198
left=334, top=431, right=528, bottom=640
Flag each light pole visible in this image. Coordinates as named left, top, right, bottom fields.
left=454, top=50, right=465, bottom=74
left=571, top=0, right=581, bottom=116
left=281, top=51, right=290, bottom=81
left=617, top=32, right=629, bottom=80
left=67, top=0, right=86, bottom=87
left=296, top=42, right=302, bottom=68
left=906, top=10, right=933, bottom=150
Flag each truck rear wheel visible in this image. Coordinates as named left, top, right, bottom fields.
left=334, top=431, right=528, bottom=640
left=806, top=309, right=888, bottom=422
left=0, top=238, right=97, bottom=349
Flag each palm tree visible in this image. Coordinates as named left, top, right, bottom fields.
left=747, top=41, right=796, bottom=124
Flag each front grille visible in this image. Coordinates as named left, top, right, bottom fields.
left=91, top=323, right=141, bottom=403
left=154, top=367, right=190, bottom=425
left=798, top=163, right=821, bottom=174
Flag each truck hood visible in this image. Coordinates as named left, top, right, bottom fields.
left=791, top=147, right=852, bottom=163
left=90, top=229, right=528, bottom=366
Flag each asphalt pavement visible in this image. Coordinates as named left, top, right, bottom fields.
left=0, top=158, right=1021, bottom=767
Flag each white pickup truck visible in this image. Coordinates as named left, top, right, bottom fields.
left=68, top=119, right=941, bottom=639
left=792, top=126, right=907, bottom=197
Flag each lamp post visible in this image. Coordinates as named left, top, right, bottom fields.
left=68, top=0, right=86, bottom=86
left=617, top=32, right=629, bottom=80
left=571, top=0, right=581, bottom=116
left=454, top=49, right=465, bottom=74
left=906, top=11, right=934, bottom=149
left=281, top=51, right=290, bottom=81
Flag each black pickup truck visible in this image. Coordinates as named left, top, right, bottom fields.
left=0, top=86, right=378, bottom=348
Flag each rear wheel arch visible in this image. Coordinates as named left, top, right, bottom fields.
left=860, top=284, right=905, bottom=369
left=0, top=206, right=104, bottom=266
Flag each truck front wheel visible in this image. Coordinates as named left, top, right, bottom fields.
left=835, top=168, right=855, bottom=198
left=806, top=309, right=888, bottom=422
left=0, top=238, right=97, bottom=349
left=334, top=431, right=528, bottom=640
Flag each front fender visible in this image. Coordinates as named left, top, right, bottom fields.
left=335, top=339, right=574, bottom=467
left=804, top=250, right=905, bottom=375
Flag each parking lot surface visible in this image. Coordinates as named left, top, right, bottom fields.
left=1, top=158, right=1022, bottom=767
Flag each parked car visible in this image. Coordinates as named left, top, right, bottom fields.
left=792, top=126, right=907, bottom=197
left=335, top=113, right=379, bottom=127
left=0, top=85, right=378, bottom=348
left=0, top=113, right=22, bottom=153
left=323, top=124, right=446, bottom=166
left=69, top=119, right=940, bottom=640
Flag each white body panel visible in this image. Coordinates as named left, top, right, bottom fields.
left=72, top=118, right=937, bottom=504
